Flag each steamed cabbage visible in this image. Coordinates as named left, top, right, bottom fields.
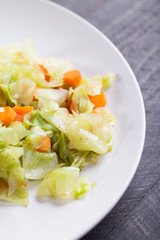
left=38, top=167, right=95, bottom=199
left=0, top=39, right=116, bottom=205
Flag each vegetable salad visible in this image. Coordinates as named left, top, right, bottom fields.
left=0, top=39, right=115, bottom=205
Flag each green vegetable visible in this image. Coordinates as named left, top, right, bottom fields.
left=65, top=112, right=115, bottom=154
left=23, top=145, right=58, bottom=179
left=22, top=38, right=73, bottom=81
left=41, top=57, right=73, bottom=80
left=0, top=39, right=116, bottom=205
left=0, top=146, right=28, bottom=205
left=0, top=146, right=23, bottom=170
left=72, top=85, right=94, bottom=113
left=35, top=88, right=68, bottom=107
left=18, top=65, right=47, bottom=87
left=0, top=180, right=28, bottom=205
left=0, top=44, right=21, bottom=63
left=1, top=84, right=17, bottom=106
left=41, top=108, right=69, bottom=132
left=10, top=79, right=36, bottom=106
left=52, top=132, right=97, bottom=167
left=25, top=126, right=47, bottom=150
left=0, top=62, right=19, bottom=82
left=38, top=167, right=95, bottom=199
left=74, top=176, right=96, bottom=198
left=101, top=73, right=115, bottom=88
left=82, top=73, right=115, bottom=95
left=0, top=122, right=28, bottom=146
left=81, top=76, right=102, bottom=96
left=0, top=89, right=7, bottom=107
left=30, top=110, right=57, bottom=131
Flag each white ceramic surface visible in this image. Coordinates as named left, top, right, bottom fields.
left=0, top=0, right=145, bottom=240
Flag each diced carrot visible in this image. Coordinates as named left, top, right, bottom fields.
left=63, top=70, right=82, bottom=87
left=37, top=136, right=51, bottom=152
left=12, top=106, right=34, bottom=115
left=0, top=86, right=2, bottom=94
left=88, top=91, right=107, bottom=108
left=0, top=107, right=17, bottom=126
left=14, top=114, right=24, bottom=122
left=34, top=64, right=50, bottom=82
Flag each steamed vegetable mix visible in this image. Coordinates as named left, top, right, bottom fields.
left=0, top=39, right=116, bottom=205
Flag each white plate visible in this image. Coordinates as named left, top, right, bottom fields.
left=0, top=0, right=145, bottom=240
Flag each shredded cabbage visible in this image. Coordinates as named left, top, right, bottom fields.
left=0, top=122, right=28, bottom=146
left=0, top=147, right=28, bottom=205
left=23, top=145, right=58, bottom=179
left=34, top=88, right=68, bottom=107
left=0, top=39, right=116, bottom=205
left=71, top=85, right=94, bottom=113
left=38, top=167, right=95, bottom=199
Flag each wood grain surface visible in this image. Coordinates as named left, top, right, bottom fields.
left=51, top=0, right=160, bottom=239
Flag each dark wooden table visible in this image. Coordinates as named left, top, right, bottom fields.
left=51, top=0, right=160, bottom=239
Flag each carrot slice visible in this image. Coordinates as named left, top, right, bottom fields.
left=37, top=136, right=51, bottom=152
left=12, top=106, right=34, bottom=115
left=14, top=114, right=24, bottom=122
left=88, top=91, right=107, bottom=108
left=35, top=64, right=50, bottom=82
left=63, top=70, right=82, bottom=87
left=0, top=107, right=17, bottom=126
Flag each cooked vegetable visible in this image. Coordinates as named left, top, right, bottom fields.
left=13, top=106, right=34, bottom=115
left=34, top=88, right=68, bottom=108
left=23, top=146, right=58, bottom=179
left=71, top=85, right=94, bottom=113
left=34, top=64, right=50, bottom=82
left=38, top=167, right=95, bottom=199
left=63, top=70, right=82, bottom=86
left=0, top=107, right=17, bottom=126
left=0, top=122, right=28, bottom=146
left=88, top=91, right=107, bottom=108
left=52, top=132, right=97, bottom=167
left=10, top=79, right=36, bottom=106
left=101, top=73, right=115, bottom=88
left=37, top=136, right=51, bottom=152
left=0, top=39, right=116, bottom=205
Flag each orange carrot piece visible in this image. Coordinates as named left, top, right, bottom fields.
left=63, top=70, right=82, bottom=87
left=35, top=64, right=50, bottom=82
left=0, top=107, right=17, bottom=126
left=88, top=91, right=107, bottom=108
left=14, top=114, right=24, bottom=122
left=37, top=136, right=51, bottom=152
left=12, top=106, right=34, bottom=115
